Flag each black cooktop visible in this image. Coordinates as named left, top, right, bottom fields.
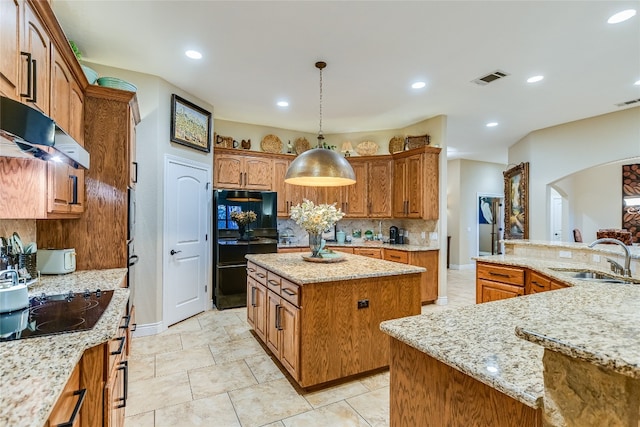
left=0, top=289, right=114, bottom=342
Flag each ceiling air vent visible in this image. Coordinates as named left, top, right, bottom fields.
left=615, top=98, right=640, bottom=107
left=472, top=70, right=511, bottom=86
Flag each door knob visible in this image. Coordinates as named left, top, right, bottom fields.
left=170, top=249, right=182, bottom=255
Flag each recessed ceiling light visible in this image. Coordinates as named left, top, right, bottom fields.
left=634, top=79, right=640, bottom=86
left=185, top=50, right=202, bottom=59
left=411, top=81, right=426, bottom=89
left=486, top=122, right=498, bottom=127
left=527, top=75, right=544, bottom=83
left=277, top=101, right=289, bottom=107
left=608, top=9, right=636, bottom=24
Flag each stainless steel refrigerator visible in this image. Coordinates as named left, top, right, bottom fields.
left=213, top=190, right=278, bottom=309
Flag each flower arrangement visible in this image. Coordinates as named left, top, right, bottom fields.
left=289, top=199, right=344, bottom=233
left=231, top=210, right=257, bottom=226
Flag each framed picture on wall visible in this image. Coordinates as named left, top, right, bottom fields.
left=503, top=162, right=529, bottom=240
left=170, top=94, right=212, bottom=153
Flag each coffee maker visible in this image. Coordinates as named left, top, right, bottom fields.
left=398, top=228, right=405, bottom=244
left=389, top=226, right=399, bottom=244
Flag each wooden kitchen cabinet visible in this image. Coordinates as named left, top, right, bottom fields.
left=384, top=248, right=439, bottom=303
left=22, top=0, right=50, bottom=115
left=0, top=0, right=22, bottom=99
left=354, top=247, right=382, bottom=258
left=46, top=363, right=83, bottom=427
left=246, top=275, right=267, bottom=341
left=214, top=152, right=272, bottom=190
left=476, top=261, right=525, bottom=303
left=526, top=270, right=551, bottom=294
left=392, top=147, right=440, bottom=220
left=272, top=156, right=308, bottom=216
left=367, top=158, right=393, bottom=217
left=550, top=280, right=569, bottom=290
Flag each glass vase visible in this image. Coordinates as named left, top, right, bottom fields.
left=308, top=231, right=323, bottom=258
left=238, top=224, right=246, bottom=240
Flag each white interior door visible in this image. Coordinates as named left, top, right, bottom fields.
left=164, top=156, right=211, bottom=327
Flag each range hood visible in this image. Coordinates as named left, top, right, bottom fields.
left=0, top=96, right=89, bottom=169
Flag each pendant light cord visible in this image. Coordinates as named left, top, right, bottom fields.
left=316, top=61, right=326, bottom=147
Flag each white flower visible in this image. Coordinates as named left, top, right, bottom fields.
left=289, top=199, right=344, bottom=233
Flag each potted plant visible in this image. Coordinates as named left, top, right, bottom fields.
left=70, top=40, right=98, bottom=84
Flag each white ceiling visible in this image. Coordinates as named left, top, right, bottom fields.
left=52, top=1, right=640, bottom=164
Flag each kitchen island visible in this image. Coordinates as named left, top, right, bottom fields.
left=0, top=269, right=129, bottom=427
left=380, top=253, right=640, bottom=426
left=245, top=252, right=424, bottom=389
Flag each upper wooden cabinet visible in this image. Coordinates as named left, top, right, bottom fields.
left=367, top=158, right=393, bottom=217
left=214, top=150, right=272, bottom=190
left=22, top=0, right=50, bottom=115
left=393, top=147, right=440, bottom=220
left=0, top=0, right=22, bottom=99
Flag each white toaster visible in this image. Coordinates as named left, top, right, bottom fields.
left=37, top=249, right=76, bottom=275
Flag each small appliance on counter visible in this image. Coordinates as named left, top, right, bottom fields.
left=37, top=249, right=76, bottom=275
left=389, top=226, right=399, bottom=244
left=398, top=228, right=406, bottom=244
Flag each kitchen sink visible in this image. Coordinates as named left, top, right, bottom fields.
left=549, top=268, right=629, bottom=284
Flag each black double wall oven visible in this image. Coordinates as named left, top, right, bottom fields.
left=214, top=190, right=278, bottom=310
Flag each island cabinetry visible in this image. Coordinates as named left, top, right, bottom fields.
left=246, top=254, right=422, bottom=389
left=45, top=363, right=83, bottom=427
left=388, top=337, right=542, bottom=427
left=384, top=249, right=439, bottom=303
left=392, top=147, right=440, bottom=220
left=526, top=270, right=551, bottom=294
left=246, top=262, right=267, bottom=341
left=476, top=261, right=525, bottom=303
left=214, top=150, right=272, bottom=190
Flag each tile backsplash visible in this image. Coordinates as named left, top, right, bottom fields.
left=277, top=218, right=438, bottom=246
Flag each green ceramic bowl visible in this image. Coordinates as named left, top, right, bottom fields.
left=97, top=76, right=137, bottom=92
left=81, top=65, right=98, bottom=84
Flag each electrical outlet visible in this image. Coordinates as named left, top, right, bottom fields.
left=357, top=299, right=369, bottom=309
left=559, top=250, right=572, bottom=259
left=429, top=232, right=438, bottom=240
left=592, top=254, right=601, bottom=263
left=421, top=231, right=426, bottom=239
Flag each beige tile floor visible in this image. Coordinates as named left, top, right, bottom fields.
left=125, top=268, right=476, bottom=427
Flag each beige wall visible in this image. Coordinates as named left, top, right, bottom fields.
left=509, top=107, right=640, bottom=240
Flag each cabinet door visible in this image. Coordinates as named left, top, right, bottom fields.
left=50, top=43, right=71, bottom=132
left=254, top=282, right=267, bottom=341
left=265, top=290, right=280, bottom=355
left=68, top=168, right=85, bottom=215
left=128, top=110, right=137, bottom=187
left=344, top=161, right=367, bottom=217
left=22, top=1, right=49, bottom=114
left=247, top=278, right=257, bottom=328
left=214, top=155, right=243, bottom=188
left=69, top=79, right=84, bottom=145
left=354, top=248, right=382, bottom=259
left=368, top=159, right=392, bottom=217
left=244, top=157, right=272, bottom=190
left=272, top=158, right=289, bottom=216
left=48, top=161, right=71, bottom=213
left=527, top=271, right=551, bottom=294
left=405, top=154, right=423, bottom=218
left=47, top=363, right=82, bottom=427
left=550, top=280, right=569, bottom=291
left=0, top=0, right=21, bottom=99
left=477, top=278, right=524, bottom=303
left=392, top=158, right=407, bottom=217
left=104, top=361, right=127, bottom=427
left=279, top=299, right=300, bottom=379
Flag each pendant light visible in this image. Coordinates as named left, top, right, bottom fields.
left=284, top=61, right=356, bottom=187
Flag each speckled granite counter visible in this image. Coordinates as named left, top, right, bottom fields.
left=0, top=268, right=128, bottom=427
left=246, top=252, right=425, bottom=284
left=381, top=253, right=640, bottom=410
left=278, top=242, right=439, bottom=252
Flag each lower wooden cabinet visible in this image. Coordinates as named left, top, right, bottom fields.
left=266, top=289, right=300, bottom=379
left=354, top=247, right=382, bottom=258
left=46, top=363, right=83, bottom=427
left=247, top=276, right=267, bottom=342
left=476, top=262, right=572, bottom=303
left=384, top=249, right=439, bottom=303
left=476, top=262, right=525, bottom=303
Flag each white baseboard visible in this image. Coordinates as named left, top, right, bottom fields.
left=449, top=263, right=476, bottom=270
left=436, top=296, right=448, bottom=305
left=132, top=321, right=164, bottom=338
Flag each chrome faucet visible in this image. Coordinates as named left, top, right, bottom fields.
left=588, top=238, right=632, bottom=277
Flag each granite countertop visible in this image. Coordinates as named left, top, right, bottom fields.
left=277, top=242, right=439, bottom=252
left=245, top=252, right=425, bottom=284
left=381, top=254, right=640, bottom=409
left=0, top=268, right=129, bottom=427
left=504, top=239, right=640, bottom=260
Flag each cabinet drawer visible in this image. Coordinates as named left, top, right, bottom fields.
left=527, top=271, right=551, bottom=294
left=247, top=262, right=268, bottom=285
left=47, top=363, right=83, bottom=427
left=107, top=315, right=128, bottom=375
left=280, top=278, right=300, bottom=307
left=354, top=248, right=382, bottom=259
left=383, top=249, right=408, bottom=264
left=327, top=246, right=354, bottom=254
left=267, top=271, right=281, bottom=293
left=476, top=262, right=525, bottom=286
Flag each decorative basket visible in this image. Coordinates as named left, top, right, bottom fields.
left=406, top=134, right=431, bottom=149
left=18, top=253, right=37, bottom=280
left=261, top=134, right=283, bottom=153
left=294, top=137, right=311, bottom=154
